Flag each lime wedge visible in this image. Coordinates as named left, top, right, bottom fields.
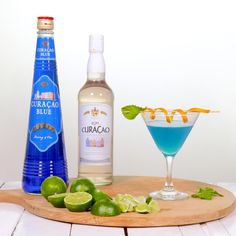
left=114, top=194, right=125, bottom=202
left=64, top=192, right=92, bottom=212
left=48, top=193, right=69, bottom=208
left=116, top=201, right=129, bottom=213
left=113, top=193, right=161, bottom=214
left=91, top=189, right=112, bottom=202
left=91, top=200, right=121, bottom=216
left=146, top=196, right=152, bottom=204
left=134, top=196, right=146, bottom=204
left=123, top=194, right=134, bottom=200
left=135, top=203, right=150, bottom=214
left=127, top=203, right=135, bottom=212
left=148, top=199, right=160, bottom=213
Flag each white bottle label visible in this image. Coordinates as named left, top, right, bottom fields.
left=79, top=103, right=112, bottom=165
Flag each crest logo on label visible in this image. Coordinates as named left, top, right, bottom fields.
left=83, top=107, right=107, bottom=117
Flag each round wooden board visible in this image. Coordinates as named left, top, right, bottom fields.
left=0, top=176, right=235, bottom=227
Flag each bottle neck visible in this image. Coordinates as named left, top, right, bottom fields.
left=87, top=52, right=105, bottom=81
left=37, top=29, right=54, bottom=35
left=35, top=30, right=56, bottom=61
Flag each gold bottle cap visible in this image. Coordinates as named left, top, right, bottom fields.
left=37, top=16, right=54, bottom=30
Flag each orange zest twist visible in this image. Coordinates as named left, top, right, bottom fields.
left=171, top=109, right=188, bottom=123
left=143, top=107, right=211, bottom=123
left=187, top=108, right=211, bottom=113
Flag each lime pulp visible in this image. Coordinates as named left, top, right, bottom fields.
left=64, top=192, right=92, bottom=212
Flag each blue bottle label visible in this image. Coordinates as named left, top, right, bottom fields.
left=35, top=36, right=55, bottom=60
left=29, top=75, right=62, bottom=152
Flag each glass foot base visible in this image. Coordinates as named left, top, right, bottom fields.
left=150, top=190, right=188, bottom=201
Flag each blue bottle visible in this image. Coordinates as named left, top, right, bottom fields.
left=22, top=17, right=68, bottom=194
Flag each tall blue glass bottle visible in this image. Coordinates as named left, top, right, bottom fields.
left=22, top=17, right=68, bottom=194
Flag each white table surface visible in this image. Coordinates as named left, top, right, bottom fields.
left=0, top=181, right=236, bottom=236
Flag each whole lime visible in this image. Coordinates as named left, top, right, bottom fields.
left=70, top=178, right=95, bottom=194
left=91, top=200, right=121, bottom=216
left=41, top=176, right=67, bottom=199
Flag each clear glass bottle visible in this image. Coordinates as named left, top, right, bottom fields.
left=22, top=17, right=68, bottom=194
left=78, top=35, right=114, bottom=185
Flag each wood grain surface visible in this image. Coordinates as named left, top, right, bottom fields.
left=0, top=176, right=235, bottom=227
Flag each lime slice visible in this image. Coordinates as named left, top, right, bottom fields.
left=148, top=199, right=160, bottom=213
left=114, top=194, right=136, bottom=204
left=41, top=176, right=67, bottom=199
left=135, top=203, right=150, bottom=214
left=123, top=194, right=134, bottom=200
left=124, top=194, right=138, bottom=206
left=64, top=192, right=92, bottom=212
left=116, top=201, right=129, bottom=213
left=127, top=203, right=135, bottom=212
left=134, top=196, right=146, bottom=204
left=91, top=200, right=121, bottom=216
left=48, top=193, right=69, bottom=208
left=91, top=189, right=112, bottom=202
left=113, top=193, right=161, bottom=214
left=114, top=194, right=125, bottom=202
left=113, top=194, right=149, bottom=212
left=70, top=178, right=95, bottom=194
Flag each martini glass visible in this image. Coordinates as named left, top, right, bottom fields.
left=142, top=110, right=199, bottom=200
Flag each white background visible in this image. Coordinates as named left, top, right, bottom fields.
left=0, top=0, right=235, bottom=182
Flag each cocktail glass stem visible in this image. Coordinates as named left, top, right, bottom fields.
left=164, top=156, right=174, bottom=192
left=150, top=154, right=188, bottom=200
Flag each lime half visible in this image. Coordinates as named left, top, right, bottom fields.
left=48, top=193, right=69, bottom=208
left=64, top=192, right=92, bottom=212
left=91, top=200, right=121, bottom=216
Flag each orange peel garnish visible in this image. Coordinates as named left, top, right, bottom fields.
left=144, top=108, right=156, bottom=120
left=187, top=108, right=210, bottom=113
left=154, top=108, right=172, bottom=123
left=143, top=107, right=212, bottom=123
left=171, top=109, right=188, bottom=123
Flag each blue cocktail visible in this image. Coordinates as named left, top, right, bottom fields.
left=142, top=110, right=199, bottom=200
left=147, top=121, right=193, bottom=157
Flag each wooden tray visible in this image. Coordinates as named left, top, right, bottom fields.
left=0, top=176, right=235, bottom=227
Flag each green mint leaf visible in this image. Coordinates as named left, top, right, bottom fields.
left=213, top=191, right=224, bottom=197
left=121, top=105, right=144, bottom=120
left=191, top=187, right=223, bottom=200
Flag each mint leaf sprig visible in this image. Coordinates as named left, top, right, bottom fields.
left=121, top=105, right=144, bottom=120
left=192, top=187, right=223, bottom=200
